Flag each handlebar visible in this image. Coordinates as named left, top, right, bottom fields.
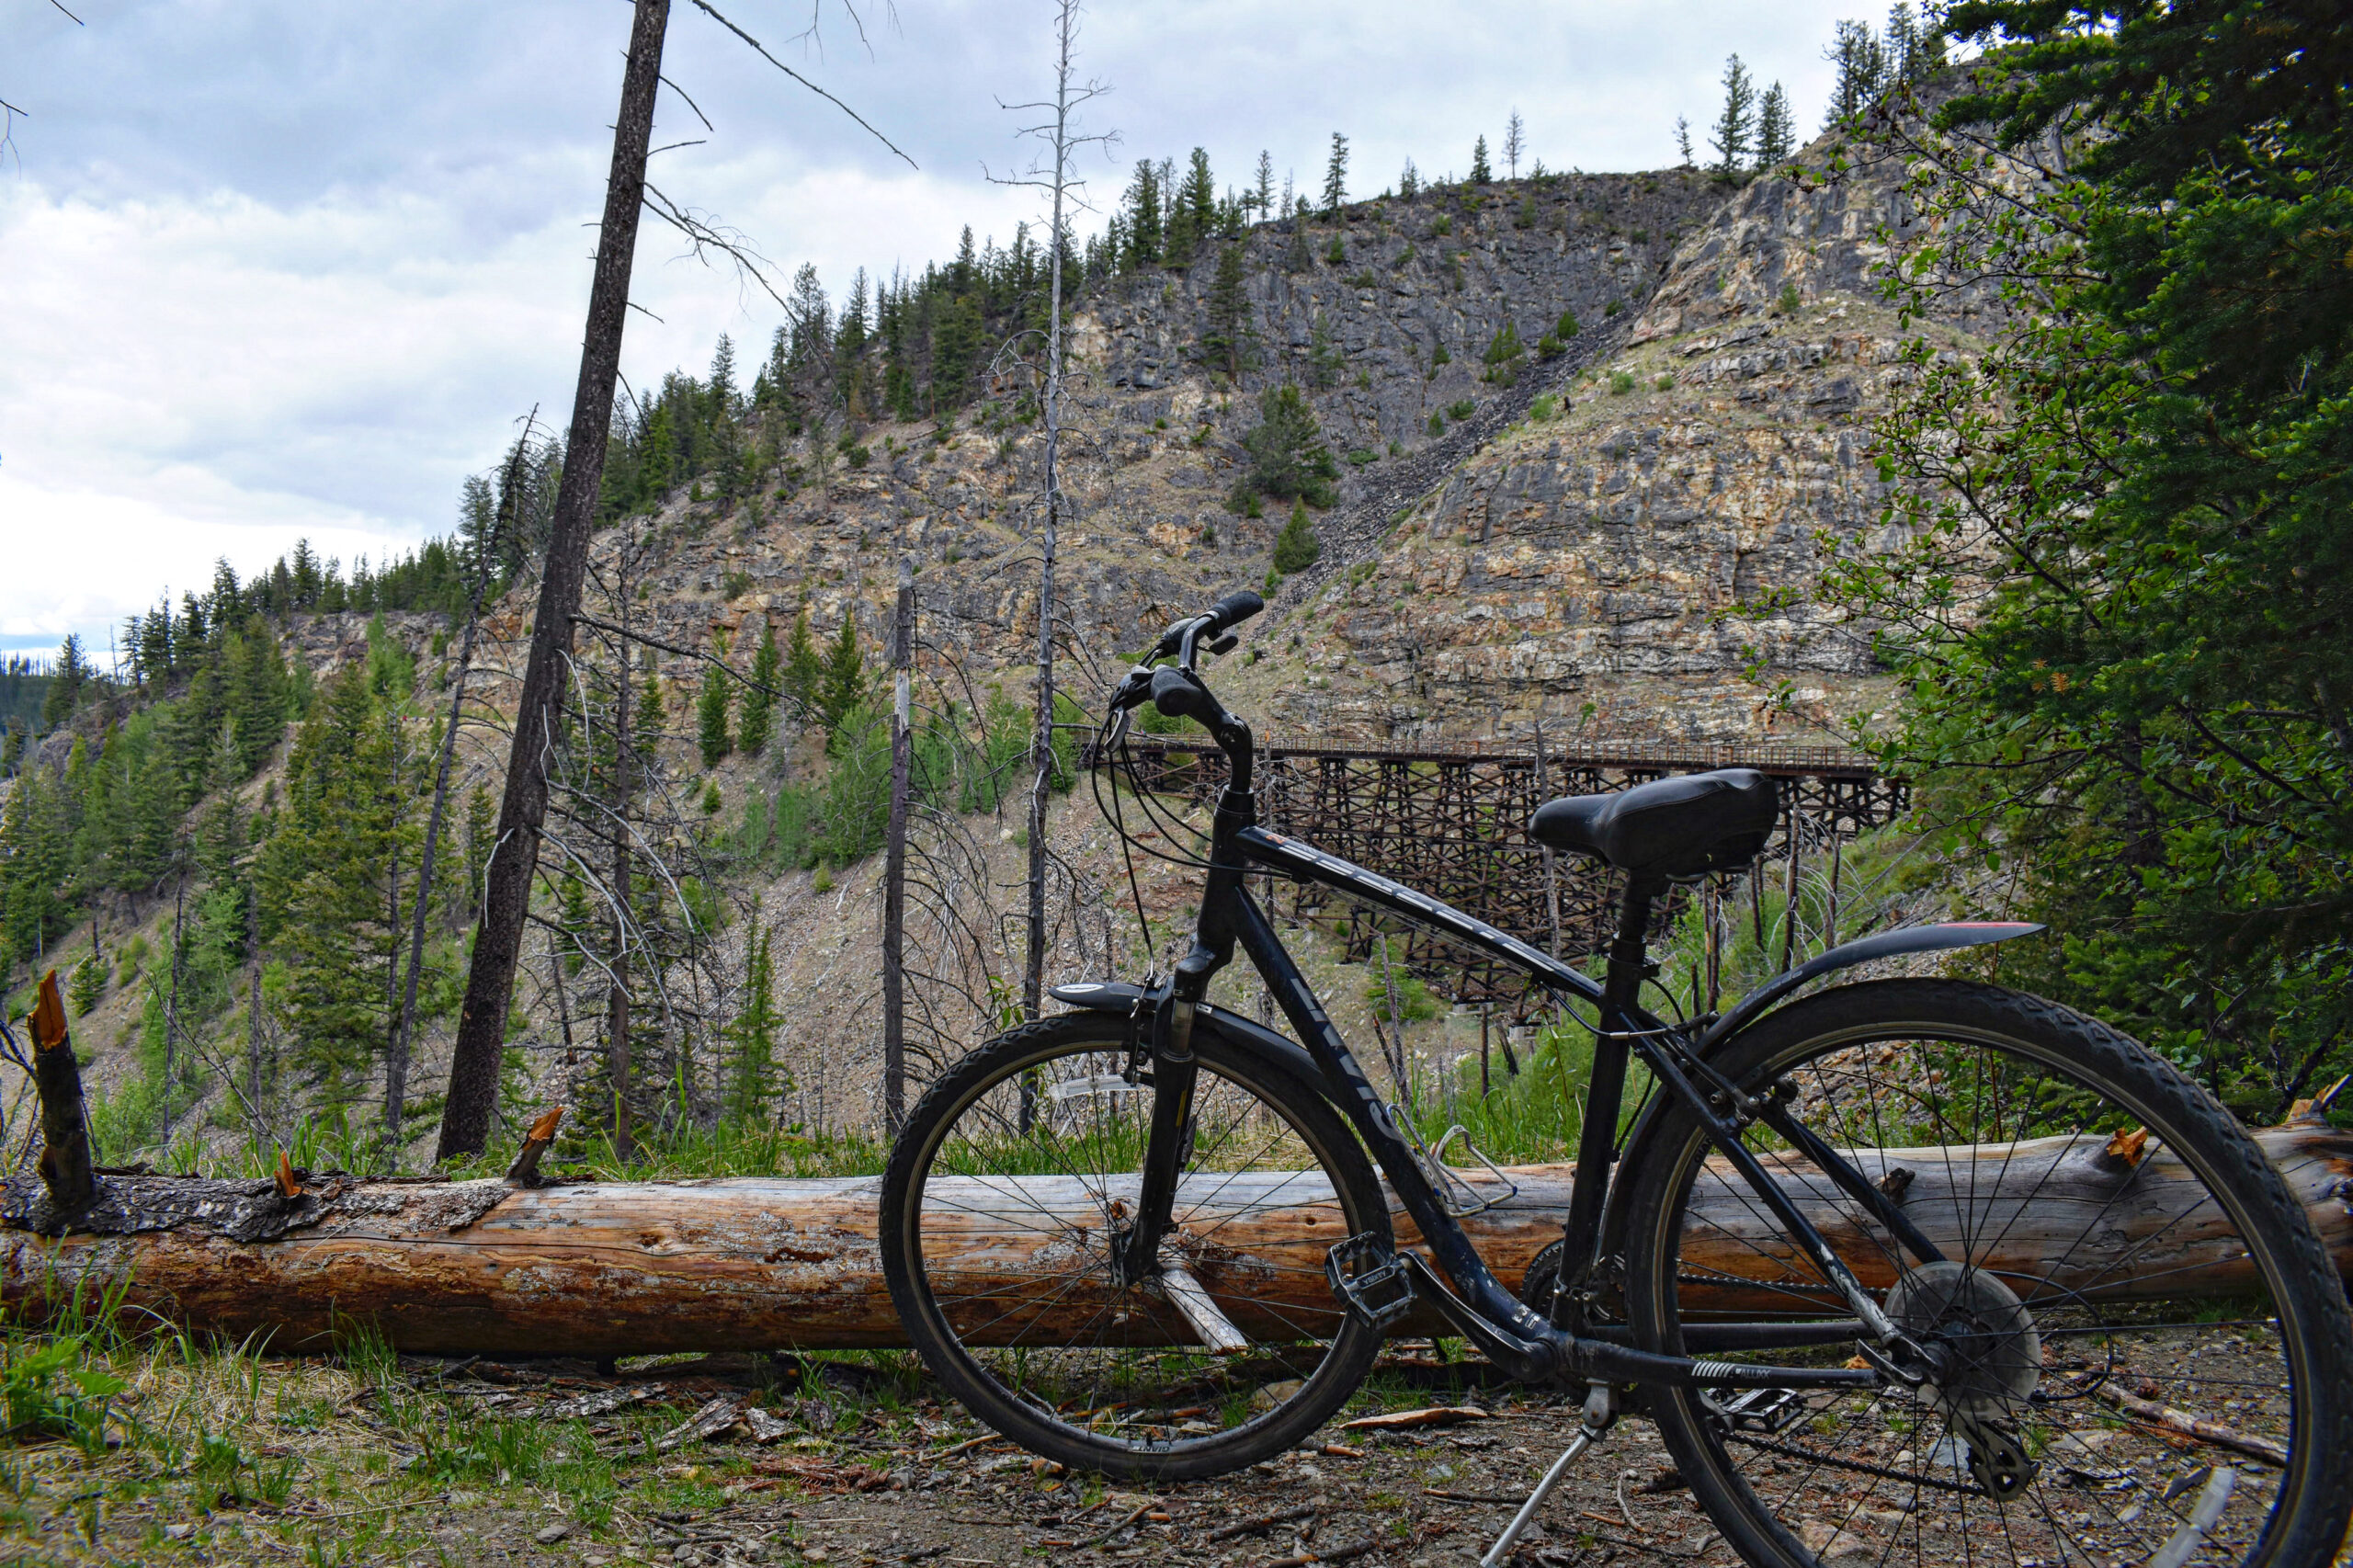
left=1110, top=587, right=1266, bottom=722
left=1151, top=588, right=1263, bottom=661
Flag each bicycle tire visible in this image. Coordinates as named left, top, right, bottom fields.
left=1623, top=978, right=2353, bottom=1568
left=880, top=1011, right=1391, bottom=1480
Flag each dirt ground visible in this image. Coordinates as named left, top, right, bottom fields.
left=5, top=1324, right=2337, bottom=1568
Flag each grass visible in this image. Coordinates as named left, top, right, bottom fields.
left=0, top=1285, right=961, bottom=1562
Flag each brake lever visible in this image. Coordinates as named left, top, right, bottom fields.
left=1205, top=632, right=1238, bottom=657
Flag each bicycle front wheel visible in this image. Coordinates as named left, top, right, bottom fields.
left=879, top=1011, right=1390, bottom=1480
left=1624, top=979, right=2353, bottom=1568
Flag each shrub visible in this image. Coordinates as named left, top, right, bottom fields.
left=1777, top=280, right=1802, bottom=314
left=1529, top=392, right=1561, bottom=421
left=1432, top=214, right=1453, bottom=236
left=1237, top=383, right=1339, bottom=508
left=1654, top=373, right=1676, bottom=391
left=1272, top=501, right=1324, bottom=574
left=1427, top=411, right=1446, bottom=436
left=1446, top=398, right=1476, bottom=420
left=1554, top=309, right=1580, bottom=340
left=1324, top=235, right=1347, bottom=265
left=1481, top=321, right=1527, bottom=385
left=1604, top=297, right=1624, bottom=317
left=1608, top=370, right=1637, bottom=395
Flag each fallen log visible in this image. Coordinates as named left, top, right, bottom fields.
left=1, top=1120, right=2346, bottom=1356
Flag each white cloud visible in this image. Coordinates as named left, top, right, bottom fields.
left=0, top=0, right=1865, bottom=658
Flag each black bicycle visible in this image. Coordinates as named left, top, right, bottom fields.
left=881, top=590, right=2353, bottom=1568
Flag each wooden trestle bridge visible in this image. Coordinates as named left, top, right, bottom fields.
left=1111, top=734, right=1905, bottom=1013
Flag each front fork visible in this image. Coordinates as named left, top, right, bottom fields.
left=1116, top=984, right=1201, bottom=1285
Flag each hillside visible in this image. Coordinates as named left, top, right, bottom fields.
left=4, top=131, right=1957, bottom=1165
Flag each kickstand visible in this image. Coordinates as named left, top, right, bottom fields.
left=1480, top=1384, right=1615, bottom=1568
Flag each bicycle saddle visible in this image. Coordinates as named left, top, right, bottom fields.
left=1529, top=767, right=1779, bottom=880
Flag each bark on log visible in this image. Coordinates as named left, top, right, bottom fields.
left=2, top=1123, right=2346, bottom=1358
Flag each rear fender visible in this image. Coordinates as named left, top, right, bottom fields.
left=1597, top=922, right=2044, bottom=1260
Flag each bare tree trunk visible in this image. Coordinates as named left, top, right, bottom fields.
left=389, top=437, right=523, bottom=1165
left=608, top=574, right=636, bottom=1162
left=244, top=883, right=264, bottom=1126
left=160, top=854, right=187, bottom=1147
left=1020, top=0, right=1081, bottom=1034
left=881, top=559, right=915, bottom=1131
left=439, top=0, right=670, bottom=1161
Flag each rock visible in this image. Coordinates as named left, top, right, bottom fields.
left=536, top=1523, right=572, bottom=1546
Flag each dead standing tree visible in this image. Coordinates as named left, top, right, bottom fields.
left=992, top=0, right=1118, bottom=1035
left=440, top=0, right=913, bottom=1157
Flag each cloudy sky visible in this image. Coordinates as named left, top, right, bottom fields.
left=0, top=0, right=1865, bottom=665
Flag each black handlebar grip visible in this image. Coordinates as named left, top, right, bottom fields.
left=1203, top=589, right=1265, bottom=635
left=1150, top=665, right=1212, bottom=723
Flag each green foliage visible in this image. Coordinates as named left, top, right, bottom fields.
left=1427, top=411, right=1446, bottom=437
left=1200, top=242, right=1252, bottom=375
left=1365, top=964, right=1438, bottom=1023
left=739, top=620, right=780, bottom=756
left=1321, top=131, right=1349, bottom=217
left=697, top=665, right=733, bottom=769
left=1709, top=53, right=1756, bottom=175
left=1529, top=393, right=1561, bottom=422
left=1481, top=321, right=1527, bottom=384
left=1776, top=280, right=1802, bottom=314
left=818, top=616, right=868, bottom=746
left=722, top=915, right=789, bottom=1123
left=67, top=949, right=104, bottom=1016
left=782, top=608, right=823, bottom=723
left=1235, top=383, right=1339, bottom=508
left=1445, top=399, right=1475, bottom=421
left=1272, top=502, right=1324, bottom=575
left=1608, top=370, right=1636, bottom=395
left=1822, top=0, right=2353, bottom=1117
left=1468, top=135, right=1492, bottom=185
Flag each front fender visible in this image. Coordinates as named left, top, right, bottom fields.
left=1597, top=922, right=2043, bottom=1261
left=1048, top=981, right=1328, bottom=1098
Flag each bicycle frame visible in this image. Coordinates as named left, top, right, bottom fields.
left=1109, top=688, right=2034, bottom=1394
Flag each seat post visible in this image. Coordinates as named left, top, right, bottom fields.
left=1554, top=876, right=1661, bottom=1305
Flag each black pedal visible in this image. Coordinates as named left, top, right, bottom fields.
left=1325, top=1233, right=1417, bottom=1329
left=1711, top=1385, right=1806, bottom=1434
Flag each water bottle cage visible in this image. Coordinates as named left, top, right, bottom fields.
left=1325, top=1233, right=1418, bottom=1329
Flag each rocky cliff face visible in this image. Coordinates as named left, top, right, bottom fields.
left=555, top=171, right=1727, bottom=718
left=574, top=134, right=1969, bottom=754
left=1219, top=142, right=1983, bottom=747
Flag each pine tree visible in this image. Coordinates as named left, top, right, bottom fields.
left=1202, top=243, right=1252, bottom=375
left=1756, top=82, right=1793, bottom=168
left=1503, top=109, right=1526, bottom=179
left=739, top=620, right=781, bottom=756
left=458, top=783, right=494, bottom=926
left=1469, top=134, right=1493, bottom=184
left=41, top=634, right=88, bottom=728
left=698, top=665, right=733, bottom=769
left=1239, top=383, right=1339, bottom=507
left=1272, top=501, right=1324, bottom=574
left=1320, top=132, right=1349, bottom=217
left=1884, top=0, right=1919, bottom=81
left=1824, top=19, right=1888, bottom=126
left=721, top=916, right=788, bottom=1123
left=818, top=614, right=866, bottom=738
left=1675, top=115, right=1695, bottom=165
left=1710, top=54, right=1757, bottom=175
left=1253, top=150, right=1275, bottom=218
left=782, top=608, right=823, bottom=722
left=1399, top=158, right=1421, bottom=199
left=1123, top=159, right=1163, bottom=266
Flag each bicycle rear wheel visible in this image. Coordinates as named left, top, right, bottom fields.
left=880, top=1012, right=1390, bottom=1480
left=1624, top=979, right=2353, bottom=1568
